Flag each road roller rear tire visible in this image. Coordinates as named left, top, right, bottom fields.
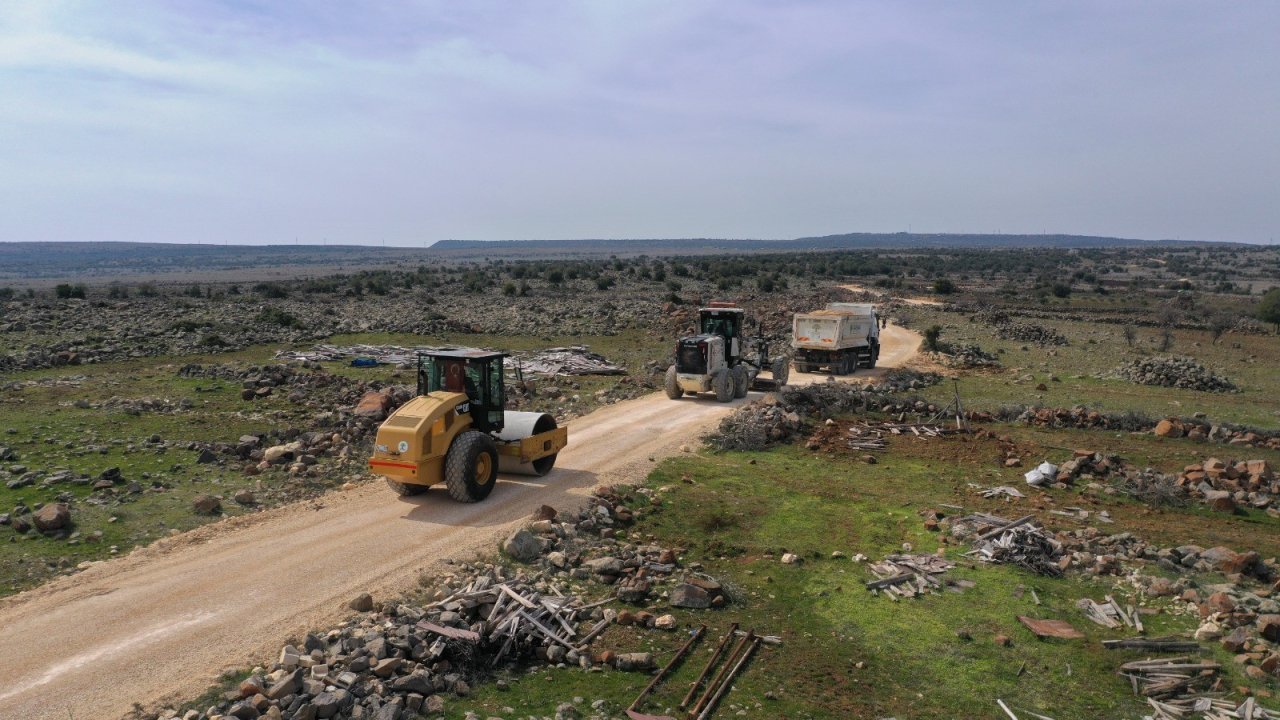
left=445, top=430, right=499, bottom=503
left=386, top=478, right=428, bottom=496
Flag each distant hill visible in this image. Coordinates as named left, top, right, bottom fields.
left=0, top=233, right=1236, bottom=283
left=429, top=232, right=1215, bottom=257
left=0, top=242, right=429, bottom=282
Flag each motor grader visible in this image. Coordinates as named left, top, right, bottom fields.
left=664, top=302, right=789, bottom=402
left=368, top=349, right=568, bottom=502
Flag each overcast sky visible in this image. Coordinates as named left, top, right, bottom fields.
left=1, top=1, right=1277, bottom=245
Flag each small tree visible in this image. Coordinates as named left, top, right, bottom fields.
left=1051, top=283, right=1072, bottom=298
left=1157, top=326, right=1175, bottom=352
left=1258, top=288, right=1280, bottom=332
left=546, top=269, right=564, bottom=286
left=932, top=278, right=956, bottom=295
left=923, top=325, right=944, bottom=351
left=1208, top=312, right=1233, bottom=345
left=1122, top=325, right=1137, bottom=348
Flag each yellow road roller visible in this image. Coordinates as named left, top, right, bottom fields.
left=368, top=349, right=568, bottom=502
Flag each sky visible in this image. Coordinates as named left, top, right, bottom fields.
left=1, top=1, right=1277, bottom=246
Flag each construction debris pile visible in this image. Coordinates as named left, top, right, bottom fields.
left=707, top=372, right=944, bottom=451
left=164, top=489, right=736, bottom=720
left=1078, top=596, right=1145, bottom=631
left=512, top=346, right=625, bottom=376
left=1020, top=448, right=1278, bottom=515
left=932, top=343, right=1000, bottom=369
left=274, top=344, right=626, bottom=376
left=1119, top=657, right=1280, bottom=720
left=864, top=553, right=961, bottom=600
left=1108, top=356, right=1240, bottom=393
left=951, top=514, right=1064, bottom=577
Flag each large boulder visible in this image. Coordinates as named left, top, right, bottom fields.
left=32, top=503, right=71, bottom=532
left=354, top=391, right=393, bottom=420
left=1258, top=614, right=1280, bottom=643
left=501, top=529, right=546, bottom=563
left=192, top=494, right=222, bottom=515
left=670, top=583, right=712, bottom=609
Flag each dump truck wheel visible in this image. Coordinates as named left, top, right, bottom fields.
left=732, top=365, right=749, bottom=398
left=869, top=343, right=879, bottom=369
left=385, top=478, right=428, bottom=496
left=444, top=430, right=499, bottom=503
left=772, top=357, right=789, bottom=387
left=664, top=365, right=683, bottom=400
left=712, top=369, right=733, bottom=402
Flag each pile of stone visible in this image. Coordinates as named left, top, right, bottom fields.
left=983, top=405, right=1156, bottom=433
left=978, top=406, right=1280, bottom=451
left=992, top=319, right=1069, bottom=346
left=1177, top=458, right=1276, bottom=513
left=1185, top=576, right=1280, bottom=685
left=1152, top=417, right=1280, bottom=450
left=707, top=373, right=944, bottom=451
left=1108, top=355, right=1239, bottom=393
left=500, top=490, right=730, bottom=613
left=161, top=491, right=717, bottom=720
left=932, top=343, right=999, bottom=369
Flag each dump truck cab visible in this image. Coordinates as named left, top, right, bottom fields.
left=369, top=348, right=567, bottom=503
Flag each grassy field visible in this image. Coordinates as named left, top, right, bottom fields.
left=436, top=421, right=1279, bottom=720
left=903, top=304, right=1280, bottom=427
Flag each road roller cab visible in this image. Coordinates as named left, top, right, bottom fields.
left=368, top=349, right=568, bottom=502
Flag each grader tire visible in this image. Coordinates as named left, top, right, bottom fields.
left=772, top=357, right=790, bottom=387
left=712, top=369, right=734, bottom=403
left=664, top=365, right=683, bottom=400
left=385, top=478, right=428, bottom=496
left=444, top=430, right=499, bottom=503
left=732, top=365, right=749, bottom=399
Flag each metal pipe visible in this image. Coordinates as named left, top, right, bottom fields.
left=688, top=632, right=752, bottom=719
left=679, top=623, right=738, bottom=710
left=627, top=624, right=705, bottom=713
left=695, top=637, right=760, bottom=720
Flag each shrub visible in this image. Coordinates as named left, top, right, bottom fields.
left=1259, top=288, right=1280, bottom=332
left=595, top=276, right=615, bottom=291
left=932, top=278, right=956, bottom=295
left=253, top=283, right=289, bottom=299
left=923, top=325, right=944, bottom=351
left=55, top=283, right=86, bottom=299
left=1051, top=283, right=1072, bottom=298
left=255, top=307, right=301, bottom=328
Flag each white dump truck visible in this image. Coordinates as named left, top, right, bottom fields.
left=791, top=302, right=880, bottom=375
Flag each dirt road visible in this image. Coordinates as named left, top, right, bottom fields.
left=0, top=325, right=921, bottom=720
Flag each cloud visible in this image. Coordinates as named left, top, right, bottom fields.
left=0, top=1, right=1277, bottom=244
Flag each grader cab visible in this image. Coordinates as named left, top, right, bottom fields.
left=368, top=349, right=568, bottom=502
